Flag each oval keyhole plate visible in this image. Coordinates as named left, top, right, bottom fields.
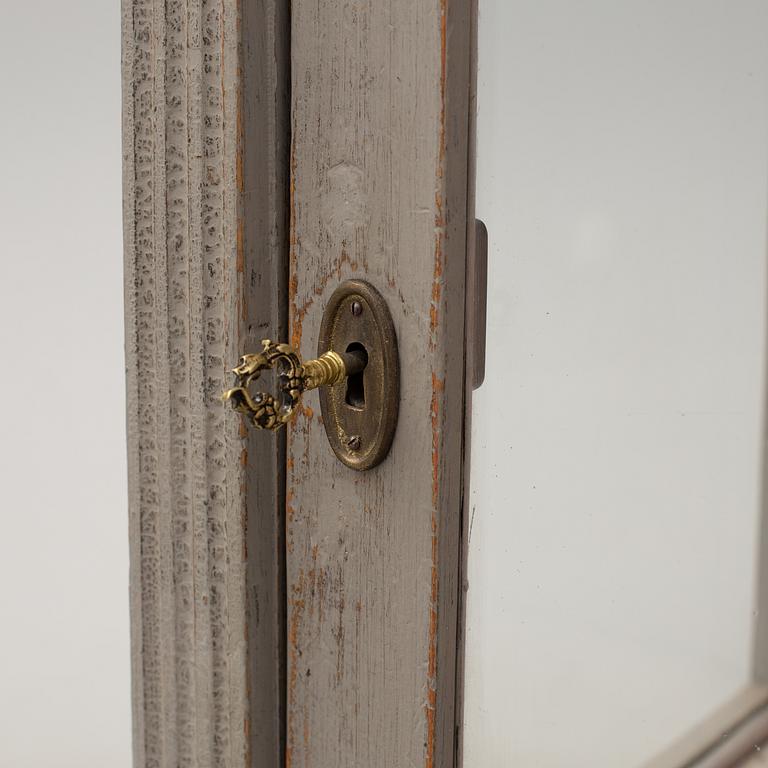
left=318, top=280, right=399, bottom=470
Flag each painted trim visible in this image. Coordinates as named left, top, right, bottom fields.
left=122, top=1, right=289, bottom=765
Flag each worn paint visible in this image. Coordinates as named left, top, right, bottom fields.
left=123, top=0, right=252, bottom=765
left=289, top=118, right=301, bottom=354
left=290, top=247, right=360, bottom=351
left=124, top=0, right=290, bottom=766
left=287, top=0, right=471, bottom=766
left=426, top=371, right=445, bottom=768
left=286, top=569, right=306, bottom=768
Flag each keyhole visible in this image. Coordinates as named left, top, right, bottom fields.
left=345, top=342, right=368, bottom=409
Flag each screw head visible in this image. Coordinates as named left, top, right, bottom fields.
left=350, top=300, right=363, bottom=317
left=346, top=435, right=361, bottom=452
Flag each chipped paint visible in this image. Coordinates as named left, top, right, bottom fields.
left=438, top=0, right=447, bottom=167
left=283, top=0, right=469, bottom=764
left=428, top=6, right=451, bottom=758
left=430, top=192, right=445, bottom=342
left=431, top=0, right=448, bottom=347
left=290, top=244, right=359, bottom=350
left=289, top=117, right=300, bottom=349
left=426, top=371, right=445, bottom=768
left=425, top=10, right=449, bottom=761
left=286, top=570, right=307, bottom=768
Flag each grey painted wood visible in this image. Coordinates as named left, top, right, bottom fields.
left=241, top=1, right=290, bottom=765
left=287, top=1, right=473, bottom=766
left=122, top=0, right=288, bottom=765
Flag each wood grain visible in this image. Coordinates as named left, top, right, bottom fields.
left=122, top=0, right=288, bottom=765
left=287, top=1, right=472, bottom=766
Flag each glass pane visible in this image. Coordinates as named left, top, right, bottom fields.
left=464, top=2, right=768, bottom=765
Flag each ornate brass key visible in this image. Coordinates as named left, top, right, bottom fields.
left=224, top=281, right=399, bottom=469
left=222, top=339, right=366, bottom=431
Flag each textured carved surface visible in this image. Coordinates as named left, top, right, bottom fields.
left=122, top=0, right=288, bottom=765
left=287, top=1, right=472, bottom=766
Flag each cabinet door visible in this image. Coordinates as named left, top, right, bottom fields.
left=285, top=1, right=473, bottom=766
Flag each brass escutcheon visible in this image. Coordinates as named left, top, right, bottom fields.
left=317, top=280, right=399, bottom=471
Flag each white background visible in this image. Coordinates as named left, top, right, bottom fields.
left=464, top=1, right=768, bottom=766
left=0, top=2, right=131, bottom=767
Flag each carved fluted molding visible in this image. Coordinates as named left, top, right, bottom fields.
left=122, top=0, right=288, bottom=765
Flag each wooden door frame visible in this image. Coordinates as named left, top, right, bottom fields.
left=122, top=0, right=289, bottom=764
left=122, top=0, right=475, bottom=764
left=122, top=1, right=768, bottom=766
left=285, top=0, right=475, bottom=764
